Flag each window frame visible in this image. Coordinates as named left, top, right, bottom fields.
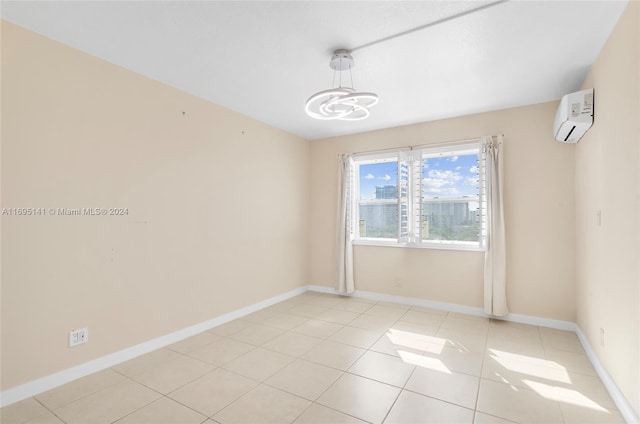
left=351, top=141, right=486, bottom=252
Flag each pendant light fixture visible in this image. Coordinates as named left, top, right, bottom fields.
left=305, top=49, right=379, bottom=121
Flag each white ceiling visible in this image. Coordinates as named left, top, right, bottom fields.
left=1, top=1, right=628, bottom=140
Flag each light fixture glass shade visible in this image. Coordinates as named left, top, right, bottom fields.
left=305, top=50, right=379, bottom=121
left=305, top=87, right=379, bottom=121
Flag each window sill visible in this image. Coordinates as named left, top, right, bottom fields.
left=352, top=239, right=485, bottom=252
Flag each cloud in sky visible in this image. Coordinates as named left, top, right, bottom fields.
left=449, top=156, right=459, bottom=162
left=455, top=166, right=462, bottom=171
left=364, top=173, right=375, bottom=180
left=469, top=165, right=479, bottom=173
left=422, top=184, right=460, bottom=195
left=464, top=176, right=478, bottom=186
left=427, top=169, right=463, bottom=182
left=380, top=175, right=392, bottom=181
left=423, top=178, right=452, bottom=189
left=422, top=169, right=464, bottom=195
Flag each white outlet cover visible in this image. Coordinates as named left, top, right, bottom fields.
left=69, top=328, right=89, bottom=347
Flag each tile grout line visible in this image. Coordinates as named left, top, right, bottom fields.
left=294, top=297, right=378, bottom=422
left=288, top=402, right=314, bottom=424
left=32, top=396, right=69, bottom=424
left=31, top=370, right=124, bottom=423
left=298, top=296, right=397, bottom=423
left=216, top=315, right=368, bottom=422
left=165, top=381, right=232, bottom=423
left=472, top=315, right=492, bottom=420
left=44, top=369, right=160, bottom=424
left=165, top=363, right=265, bottom=420
left=537, top=324, right=569, bottom=424
left=371, top=307, right=409, bottom=423
left=379, top=388, right=403, bottom=424
left=109, top=348, right=246, bottom=424
left=379, top=336, right=420, bottom=423
left=106, top=371, right=187, bottom=423
left=204, top=381, right=272, bottom=422
left=284, top=366, right=350, bottom=423
left=310, top=402, right=375, bottom=424
left=212, top=295, right=369, bottom=423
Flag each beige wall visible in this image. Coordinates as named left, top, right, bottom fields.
left=0, top=21, right=309, bottom=390
left=309, top=102, right=576, bottom=321
left=575, top=1, right=640, bottom=416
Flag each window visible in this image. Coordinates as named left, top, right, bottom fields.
left=352, top=141, right=486, bottom=250
left=356, top=157, right=399, bottom=240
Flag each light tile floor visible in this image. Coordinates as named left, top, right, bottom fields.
left=1, top=292, right=626, bottom=424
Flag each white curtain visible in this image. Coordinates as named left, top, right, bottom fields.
left=483, top=135, right=508, bottom=316
left=336, top=154, right=355, bottom=294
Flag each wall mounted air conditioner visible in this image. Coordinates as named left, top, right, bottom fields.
left=554, top=88, right=594, bottom=143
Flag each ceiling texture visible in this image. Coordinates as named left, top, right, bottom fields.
left=1, top=1, right=628, bottom=140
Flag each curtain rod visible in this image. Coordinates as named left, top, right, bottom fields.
left=345, top=134, right=503, bottom=158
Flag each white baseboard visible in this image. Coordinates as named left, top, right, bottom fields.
left=576, top=326, right=640, bottom=424
left=0, top=286, right=307, bottom=408
left=307, top=285, right=576, bottom=331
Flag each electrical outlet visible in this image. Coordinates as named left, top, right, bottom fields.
left=69, top=328, right=88, bottom=347
left=599, top=328, right=605, bottom=347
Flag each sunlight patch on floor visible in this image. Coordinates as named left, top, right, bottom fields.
left=398, top=350, right=451, bottom=374
left=489, top=349, right=571, bottom=384
left=386, top=329, right=446, bottom=354
left=524, top=380, right=608, bottom=412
